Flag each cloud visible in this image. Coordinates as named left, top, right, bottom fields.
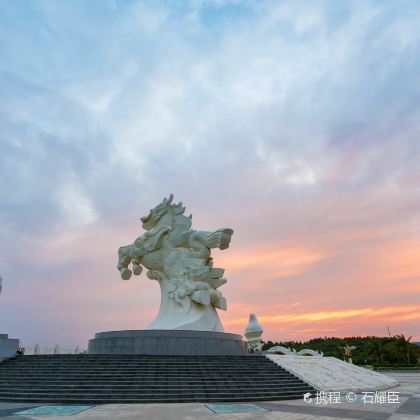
left=1, top=0, right=420, bottom=345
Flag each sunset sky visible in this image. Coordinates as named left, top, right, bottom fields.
left=1, top=0, right=419, bottom=349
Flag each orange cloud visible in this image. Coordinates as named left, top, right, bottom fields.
left=7, top=212, right=420, bottom=346
left=223, top=305, right=420, bottom=326
left=216, top=245, right=325, bottom=277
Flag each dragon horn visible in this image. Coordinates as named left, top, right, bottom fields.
left=167, top=193, right=174, bottom=204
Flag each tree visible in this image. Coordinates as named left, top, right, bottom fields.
left=365, top=337, right=383, bottom=365
left=391, top=334, right=414, bottom=365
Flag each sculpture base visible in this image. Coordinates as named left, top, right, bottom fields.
left=88, top=330, right=247, bottom=356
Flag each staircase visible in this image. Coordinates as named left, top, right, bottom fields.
left=0, top=355, right=315, bottom=403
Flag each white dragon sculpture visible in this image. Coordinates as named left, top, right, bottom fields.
left=117, top=194, right=233, bottom=332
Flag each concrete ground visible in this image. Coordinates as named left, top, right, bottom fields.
left=0, top=371, right=418, bottom=419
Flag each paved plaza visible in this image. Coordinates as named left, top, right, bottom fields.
left=0, top=371, right=418, bottom=419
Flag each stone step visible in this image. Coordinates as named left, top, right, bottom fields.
left=15, top=358, right=265, bottom=360
left=3, top=364, right=279, bottom=369
left=0, top=371, right=294, bottom=376
left=0, top=370, right=294, bottom=375
left=0, top=390, right=312, bottom=398
left=1, top=368, right=284, bottom=371
left=6, top=361, right=273, bottom=364
left=4, top=360, right=278, bottom=363
left=1, top=356, right=267, bottom=363
left=0, top=355, right=316, bottom=403
left=0, top=384, right=307, bottom=391
left=0, top=375, right=301, bottom=381
left=0, top=381, right=311, bottom=390
left=0, top=385, right=313, bottom=394
left=1, top=362, right=280, bottom=366
left=0, top=394, right=309, bottom=403
left=0, top=378, right=305, bottom=385
left=0, top=365, right=288, bottom=373
left=0, top=380, right=305, bottom=387
left=0, top=372, right=292, bottom=378
left=0, top=381, right=309, bottom=388
left=14, top=357, right=266, bottom=362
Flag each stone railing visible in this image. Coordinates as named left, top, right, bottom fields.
left=21, top=345, right=87, bottom=355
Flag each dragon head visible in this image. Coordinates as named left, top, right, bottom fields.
left=140, top=194, right=186, bottom=230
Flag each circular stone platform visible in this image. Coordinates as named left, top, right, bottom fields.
left=88, top=330, right=248, bottom=356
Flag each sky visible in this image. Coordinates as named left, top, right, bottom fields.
left=0, top=0, right=420, bottom=349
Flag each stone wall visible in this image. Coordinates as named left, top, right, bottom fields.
left=0, top=334, right=19, bottom=362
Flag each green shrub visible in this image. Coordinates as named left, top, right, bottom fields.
left=262, top=335, right=420, bottom=367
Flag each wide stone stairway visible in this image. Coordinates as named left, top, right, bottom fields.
left=0, top=355, right=315, bottom=403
